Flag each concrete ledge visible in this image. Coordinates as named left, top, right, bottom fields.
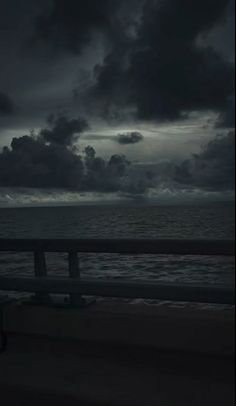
left=0, top=384, right=102, bottom=406
left=0, top=335, right=235, bottom=406
left=2, top=302, right=235, bottom=356
left=0, top=303, right=235, bottom=406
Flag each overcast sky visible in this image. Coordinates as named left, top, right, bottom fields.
left=0, top=0, right=235, bottom=202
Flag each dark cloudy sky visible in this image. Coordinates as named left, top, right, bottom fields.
left=0, top=0, right=235, bottom=204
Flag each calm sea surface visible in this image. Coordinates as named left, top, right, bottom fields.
left=0, top=203, right=235, bottom=293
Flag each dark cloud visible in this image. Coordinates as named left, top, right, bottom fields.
left=117, top=132, right=144, bottom=145
left=0, top=115, right=235, bottom=193
left=0, top=1, right=235, bottom=197
left=0, top=116, right=144, bottom=193
left=175, top=131, right=235, bottom=190
left=40, top=115, right=89, bottom=146
left=0, top=135, right=84, bottom=189
left=0, top=92, right=14, bottom=116
left=0, top=0, right=234, bottom=133
left=81, top=131, right=144, bottom=145
left=216, top=97, right=235, bottom=129
left=33, top=0, right=129, bottom=54
left=91, top=0, right=235, bottom=122
left=83, top=146, right=131, bottom=191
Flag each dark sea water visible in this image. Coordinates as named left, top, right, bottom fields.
left=0, top=203, right=235, bottom=293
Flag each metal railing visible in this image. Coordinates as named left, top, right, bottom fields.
left=0, top=239, right=235, bottom=306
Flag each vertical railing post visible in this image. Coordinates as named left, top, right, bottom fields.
left=33, top=251, right=50, bottom=305
left=68, top=251, right=83, bottom=306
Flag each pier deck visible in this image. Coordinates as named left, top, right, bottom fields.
left=0, top=302, right=235, bottom=406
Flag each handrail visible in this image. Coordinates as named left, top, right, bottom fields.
left=0, top=238, right=235, bottom=256
left=0, top=239, right=235, bottom=306
left=0, top=277, right=234, bottom=305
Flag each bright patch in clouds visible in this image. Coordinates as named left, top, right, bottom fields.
left=0, top=187, right=234, bottom=208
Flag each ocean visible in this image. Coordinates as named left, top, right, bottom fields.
left=0, top=203, right=235, bottom=294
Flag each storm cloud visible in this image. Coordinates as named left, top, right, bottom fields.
left=34, top=0, right=130, bottom=54
left=216, top=97, right=235, bottom=128
left=40, top=115, right=89, bottom=146
left=32, top=0, right=235, bottom=124
left=91, top=0, right=235, bottom=123
left=0, top=134, right=84, bottom=189
left=117, top=132, right=144, bottom=145
left=0, top=0, right=234, bottom=129
left=0, top=117, right=235, bottom=193
left=0, top=92, right=14, bottom=116
left=0, top=117, right=139, bottom=192
left=0, top=0, right=235, bottom=198
left=175, top=131, right=235, bottom=190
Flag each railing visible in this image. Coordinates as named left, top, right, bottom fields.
left=0, top=239, right=235, bottom=306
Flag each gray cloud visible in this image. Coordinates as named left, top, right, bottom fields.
left=0, top=116, right=143, bottom=192
left=0, top=92, right=14, bottom=116
left=91, top=0, right=235, bottom=123
left=82, top=146, right=132, bottom=192
left=117, top=132, right=144, bottom=145
left=40, top=115, right=89, bottom=146
left=81, top=131, right=144, bottom=145
left=33, top=0, right=130, bottom=54
left=0, top=1, right=234, bottom=197
left=216, top=97, right=235, bottom=129
left=0, top=0, right=234, bottom=134
left=31, top=0, right=235, bottom=125
left=175, top=131, right=235, bottom=190
left=0, top=115, right=235, bottom=193
left=0, top=134, right=84, bottom=189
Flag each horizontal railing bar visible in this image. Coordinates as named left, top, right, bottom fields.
left=0, top=239, right=235, bottom=256
left=0, top=277, right=234, bottom=305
